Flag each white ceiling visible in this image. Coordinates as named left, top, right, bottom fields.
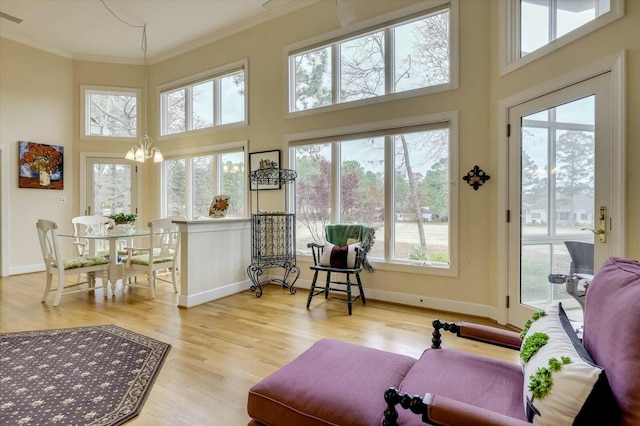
left=0, top=0, right=317, bottom=64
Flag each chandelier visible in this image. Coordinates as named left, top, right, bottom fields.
left=124, top=23, right=162, bottom=163
left=100, top=0, right=163, bottom=163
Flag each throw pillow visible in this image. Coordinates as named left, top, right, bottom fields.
left=520, top=303, right=619, bottom=425
left=319, top=242, right=360, bottom=269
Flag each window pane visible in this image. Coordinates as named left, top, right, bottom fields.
left=557, top=0, right=598, bottom=38
left=394, top=11, right=450, bottom=92
left=221, top=152, right=246, bottom=217
left=88, top=92, right=137, bottom=137
left=393, top=129, right=449, bottom=264
left=293, top=47, right=332, bottom=111
left=165, top=159, right=186, bottom=217
left=339, top=138, right=385, bottom=258
left=294, top=144, right=332, bottom=253
left=191, top=155, right=214, bottom=219
left=340, top=31, right=385, bottom=102
left=93, top=163, right=132, bottom=215
left=521, top=0, right=610, bottom=57
left=192, top=81, right=213, bottom=130
left=220, top=72, right=245, bottom=125
left=165, top=89, right=186, bottom=134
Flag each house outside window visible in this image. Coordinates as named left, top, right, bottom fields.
left=160, top=61, right=246, bottom=136
left=161, top=146, right=246, bottom=220
left=81, top=86, right=139, bottom=140
left=288, top=1, right=456, bottom=114
left=290, top=114, right=457, bottom=274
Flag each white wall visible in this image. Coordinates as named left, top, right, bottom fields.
left=0, top=38, right=74, bottom=275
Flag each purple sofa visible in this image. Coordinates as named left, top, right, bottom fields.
left=248, top=257, right=640, bottom=425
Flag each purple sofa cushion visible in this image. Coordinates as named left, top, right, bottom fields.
left=247, top=338, right=416, bottom=426
left=583, top=257, right=640, bottom=426
left=397, top=348, right=526, bottom=425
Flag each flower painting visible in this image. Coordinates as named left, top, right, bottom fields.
left=19, top=141, right=64, bottom=189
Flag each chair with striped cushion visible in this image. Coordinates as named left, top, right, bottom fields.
left=36, top=219, right=109, bottom=306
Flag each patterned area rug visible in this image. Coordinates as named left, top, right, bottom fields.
left=0, top=325, right=170, bottom=425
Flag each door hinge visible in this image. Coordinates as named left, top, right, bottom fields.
left=506, top=124, right=511, bottom=137
left=506, top=210, right=511, bottom=223
left=506, top=295, right=510, bottom=308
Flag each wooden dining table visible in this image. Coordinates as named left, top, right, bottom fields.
left=58, top=229, right=152, bottom=296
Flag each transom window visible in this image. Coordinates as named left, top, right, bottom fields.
left=500, top=0, right=622, bottom=74
left=290, top=115, right=457, bottom=274
left=160, top=146, right=246, bottom=220
left=288, top=3, right=453, bottom=113
left=160, top=62, right=246, bottom=136
left=521, top=0, right=610, bottom=56
left=81, top=86, right=139, bottom=139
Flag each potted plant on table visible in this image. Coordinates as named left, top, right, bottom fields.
left=108, top=213, right=137, bottom=235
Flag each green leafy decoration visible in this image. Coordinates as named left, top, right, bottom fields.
left=109, top=213, right=138, bottom=223
left=528, top=356, right=572, bottom=400
left=520, top=332, right=549, bottom=363
left=520, top=310, right=547, bottom=340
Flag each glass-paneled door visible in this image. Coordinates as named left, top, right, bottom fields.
left=84, top=157, right=138, bottom=217
left=507, top=73, right=619, bottom=327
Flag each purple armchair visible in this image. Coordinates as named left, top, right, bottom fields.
left=247, top=257, right=640, bottom=425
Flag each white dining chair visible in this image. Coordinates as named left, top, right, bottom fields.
left=36, top=219, right=109, bottom=306
left=123, top=216, right=184, bottom=298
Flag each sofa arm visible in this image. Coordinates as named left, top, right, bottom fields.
left=431, top=319, right=521, bottom=350
left=383, top=388, right=530, bottom=426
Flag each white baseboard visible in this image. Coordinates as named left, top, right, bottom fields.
left=293, top=277, right=498, bottom=322
left=10, top=263, right=44, bottom=276
left=178, top=279, right=253, bottom=308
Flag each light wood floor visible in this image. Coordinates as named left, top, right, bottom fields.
left=0, top=273, right=519, bottom=425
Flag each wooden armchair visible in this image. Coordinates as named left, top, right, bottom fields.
left=306, top=224, right=375, bottom=315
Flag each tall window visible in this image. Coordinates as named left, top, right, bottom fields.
left=291, top=118, right=455, bottom=272
left=161, top=148, right=246, bottom=220
left=81, top=86, right=139, bottom=139
left=289, top=4, right=452, bottom=113
left=160, top=63, right=246, bottom=136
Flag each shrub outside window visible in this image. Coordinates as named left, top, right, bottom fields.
left=160, top=66, right=246, bottom=136
left=291, top=121, right=454, bottom=271
left=161, top=149, right=246, bottom=220
left=82, top=86, right=139, bottom=139
left=289, top=5, right=451, bottom=113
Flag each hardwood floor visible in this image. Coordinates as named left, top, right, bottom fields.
left=0, top=273, right=519, bottom=425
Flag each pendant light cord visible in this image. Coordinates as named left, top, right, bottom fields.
left=100, top=0, right=149, bottom=137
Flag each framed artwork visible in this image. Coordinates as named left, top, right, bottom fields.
left=18, top=141, right=64, bottom=190
left=249, top=149, right=281, bottom=190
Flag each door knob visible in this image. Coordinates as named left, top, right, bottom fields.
left=581, top=206, right=606, bottom=243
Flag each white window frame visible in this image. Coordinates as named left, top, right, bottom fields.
left=80, top=85, right=140, bottom=141
left=159, top=141, right=248, bottom=220
left=499, top=0, right=624, bottom=76
left=284, top=0, right=459, bottom=118
left=286, top=112, right=458, bottom=277
left=159, top=59, right=248, bottom=138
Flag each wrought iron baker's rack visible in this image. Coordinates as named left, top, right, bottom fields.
left=247, top=166, right=299, bottom=297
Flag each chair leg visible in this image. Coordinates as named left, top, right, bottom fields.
left=356, top=272, right=366, bottom=304
left=52, top=270, right=65, bottom=307
left=171, top=267, right=178, bottom=293
left=307, top=270, right=319, bottom=309
left=41, top=272, right=53, bottom=303
left=324, top=272, right=331, bottom=299
left=149, top=271, right=157, bottom=299
left=346, top=273, right=353, bottom=315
